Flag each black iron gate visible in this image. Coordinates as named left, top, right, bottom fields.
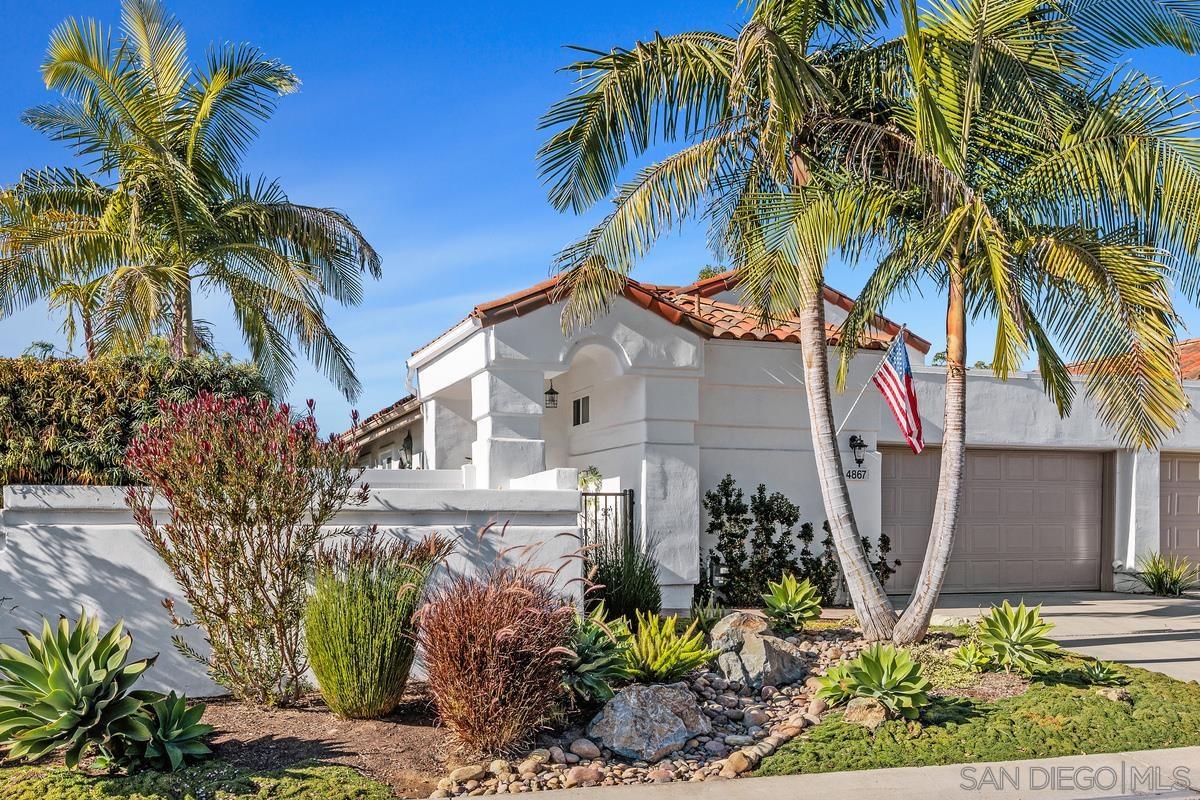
left=580, top=489, right=635, bottom=548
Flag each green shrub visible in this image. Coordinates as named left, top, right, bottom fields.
left=977, top=601, right=1058, bottom=675
left=817, top=644, right=931, bottom=720
left=623, top=612, right=718, bottom=683
left=587, top=535, right=661, bottom=624
left=0, top=609, right=211, bottom=772
left=305, top=533, right=454, bottom=719
left=0, top=354, right=268, bottom=486
left=563, top=602, right=630, bottom=705
left=1132, top=553, right=1197, bottom=597
left=127, top=394, right=367, bottom=707
left=761, top=573, right=822, bottom=632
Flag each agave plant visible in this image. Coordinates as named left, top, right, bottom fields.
left=562, top=603, right=631, bottom=704
left=761, top=573, right=822, bottom=633
left=816, top=644, right=932, bottom=720
left=623, top=612, right=718, bottom=683
left=689, top=597, right=726, bottom=639
left=0, top=610, right=155, bottom=767
left=124, top=691, right=215, bottom=772
left=950, top=641, right=992, bottom=673
left=1081, top=660, right=1127, bottom=688
left=977, top=601, right=1058, bottom=675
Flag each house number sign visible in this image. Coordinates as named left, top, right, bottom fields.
left=845, top=467, right=869, bottom=481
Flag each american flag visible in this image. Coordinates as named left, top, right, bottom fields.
left=873, top=330, right=924, bottom=454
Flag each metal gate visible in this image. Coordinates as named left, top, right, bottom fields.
left=580, top=489, right=635, bottom=548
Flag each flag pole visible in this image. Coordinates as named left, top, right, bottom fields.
left=835, top=326, right=904, bottom=437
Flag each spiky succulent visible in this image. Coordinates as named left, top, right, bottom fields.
left=950, top=641, right=992, bottom=673
left=689, top=597, right=726, bottom=638
left=761, top=573, right=822, bottom=633
left=1081, top=660, right=1126, bottom=687
left=124, top=691, right=214, bottom=771
left=816, top=644, right=932, bottom=720
left=562, top=603, right=630, bottom=704
left=0, top=610, right=155, bottom=767
left=623, top=612, right=717, bottom=683
left=977, top=601, right=1058, bottom=675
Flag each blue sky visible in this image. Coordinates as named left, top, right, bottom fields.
left=0, top=1, right=1196, bottom=431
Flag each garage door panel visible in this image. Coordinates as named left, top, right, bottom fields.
left=883, top=448, right=1102, bottom=593
left=1160, top=454, right=1200, bottom=564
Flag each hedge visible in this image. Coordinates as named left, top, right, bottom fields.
left=0, top=355, right=270, bottom=486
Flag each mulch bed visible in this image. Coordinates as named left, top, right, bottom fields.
left=930, top=670, right=1030, bottom=701
left=200, top=684, right=450, bottom=798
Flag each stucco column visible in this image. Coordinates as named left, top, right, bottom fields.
left=470, top=368, right=546, bottom=489
left=639, top=375, right=700, bottom=611
left=1112, top=448, right=1160, bottom=589
left=423, top=397, right=472, bottom=470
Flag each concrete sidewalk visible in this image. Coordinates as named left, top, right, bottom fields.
left=566, top=747, right=1200, bottom=799
left=930, top=592, right=1200, bottom=682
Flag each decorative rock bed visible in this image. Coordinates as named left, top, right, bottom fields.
left=430, top=619, right=869, bottom=797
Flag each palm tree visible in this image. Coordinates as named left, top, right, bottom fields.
left=0, top=0, right=380, bottom=398
left=538, top=0, right=905, bottom=639
left=48, top=275, right=105, bottom=358
left=819, top=0, right=1200, bottom=642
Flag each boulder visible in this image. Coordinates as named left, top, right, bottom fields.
left=711, top=612, right=771, bottom=653
left=717, top=633, right=808, bottom=689
left=588, top=682, right=712, bottom=762
left=843, top=697, right=890, bottom=731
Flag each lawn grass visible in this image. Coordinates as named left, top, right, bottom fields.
left=0, top=761, right=393, bottom=800
left=758, top=656, right=1200, bottom=776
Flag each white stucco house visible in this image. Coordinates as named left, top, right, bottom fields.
left=353, top=269, right=1200, bottom=609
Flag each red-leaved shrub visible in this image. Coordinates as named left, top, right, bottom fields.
left=126, top=393, right=367, bottom=706
left=419, top=566, right=574, bottom=755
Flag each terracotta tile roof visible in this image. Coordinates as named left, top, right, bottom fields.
left=1067, top=338, right=1200, bottom=381
left=1179, top=339, right=1200, bottom=379
left=671, top=295, right=898, bottom=349
left=413, top=270, right=931, bottom=357
left=669, top=269, right=931, bottom=353
left=348, top=393, right=420, bottom=442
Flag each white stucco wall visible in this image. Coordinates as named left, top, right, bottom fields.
left=0, top=484, right=581, bottom=696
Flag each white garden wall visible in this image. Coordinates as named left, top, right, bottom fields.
left=0, top=484, right=581, bottom=697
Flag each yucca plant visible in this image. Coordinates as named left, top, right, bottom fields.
left=950, top=641, right=992, bottom=673
left=761, top=573, right=822, bottom=633
left=977, top=601, right=1058, bottom=675
left=112, top=691, right=214, bottom=772
left=623, top=612, right=718, bottom=683
left=305, top=533, right=454, bottom=718
left=0, top=610, right=155, bottom=767
left=816, top=644, right=931, bottom=720
left=563, top=602, right=631, bottom=705
left=1132, top=553, right=1197, bottom=597
left=1081, top=660, right=1127, bottom=688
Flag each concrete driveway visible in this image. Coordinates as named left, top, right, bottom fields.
left=930, top=591, right=1200, bottom=682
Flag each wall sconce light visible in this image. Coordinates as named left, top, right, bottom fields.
left=544, top=381, right=559, bottom=409
left=848, top=434, right=867, bottom=466
left=402, top=431, right=413, bottom=464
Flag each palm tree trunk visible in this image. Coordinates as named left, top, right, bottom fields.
left=893, top=252, right=968, bottom=644
left=82, top=311, right=95, bottom=360
left=172, top=273, right=196, bottom=357
left=798, top=286, right=898, bottom=640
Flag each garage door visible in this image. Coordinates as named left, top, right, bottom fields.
left=881, top=448, right=1103, bottom=593
left=1160, top=454, right=1200, bottom=563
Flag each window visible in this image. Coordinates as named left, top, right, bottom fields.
left=572, top=395, right=590, bottom=426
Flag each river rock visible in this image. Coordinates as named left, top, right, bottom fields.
left=588, top=682, right=712, bottom=761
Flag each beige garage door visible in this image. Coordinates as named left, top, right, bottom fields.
left=1160, top=454, right=1200, bottom=563
left=881, top=448, right=1103, bottom=593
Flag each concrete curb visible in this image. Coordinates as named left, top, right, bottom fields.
left=561, top=746, right=1200, bottom=799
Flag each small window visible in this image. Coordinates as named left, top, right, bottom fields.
left=572, top=395, right=590, bottom=427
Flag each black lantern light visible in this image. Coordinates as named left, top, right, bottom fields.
left=848, top=434, right=868, bottom=466
left=402, top=431, right=414, bottom=466
left=545, top=380, right=560, bottom=409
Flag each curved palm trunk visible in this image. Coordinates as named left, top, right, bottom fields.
left=894, top=258, right=967, bottom=644
left=172, top=273, right=197, bottom=357
left=798, top=287, right=897, bottom=641
left=82, top=311, right=95, bottom=360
